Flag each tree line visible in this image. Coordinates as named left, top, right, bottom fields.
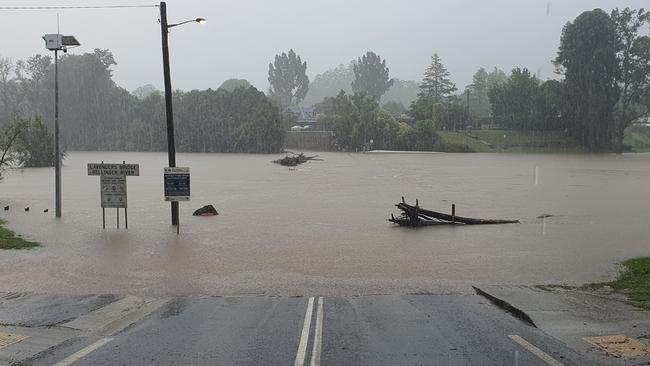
left=0, top=49, right=286, bottom=171
left=1, top=5, right=648, bottom=166
left=288, top=7, right=650, bottom=152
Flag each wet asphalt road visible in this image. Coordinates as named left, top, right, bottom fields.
left=27, top=294, right=594, bottom=366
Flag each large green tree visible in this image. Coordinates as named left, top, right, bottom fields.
left=418, top=54, right=457, bottom=102
left=351, top=51, right=394, bottom=100
left=267, top=49, right=309, bottom=107
left=488, top=67, right=540, bottom=131
left=555, top=9, right=620, bottom=151
left=611, top=7, right=650, bottom=149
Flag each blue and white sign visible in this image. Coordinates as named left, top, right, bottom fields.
left=164, top=167, right=190, bottom=201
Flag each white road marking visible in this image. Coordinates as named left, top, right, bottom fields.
left=310, top=297, right=324, bottom=366
left=53, top=337, right=113, bottom=366
left=294, top=297, right=315, bottom=366
left=509, top=335, right=564, bottom=366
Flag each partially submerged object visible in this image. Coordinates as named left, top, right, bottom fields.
left=193, top=204, right=218, bottom=216
left=389, top=197, right=519, bottom=227
left=273, top=152, right=320, bottom=167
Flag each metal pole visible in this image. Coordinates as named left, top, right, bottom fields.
left=117, top=208, right=119, bottom=229
left=102, top=208, right=105, bottom=229
left=160, top=1, right=179, bottom=226
left=54, top=49, right=62, bottom=218
left=125, top=208, right=128, bottom=229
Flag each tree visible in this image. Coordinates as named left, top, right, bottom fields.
left=611, top=7, right=650, bottom=149
left=418, top=54, right=457, bottom=102
left=268, top=49, right=309, bottom=107
left=218, top=78, right=252, bottom=92
left=382, top=101, right=406, bottom=118
left=555, top=9, right=620, bottom=151
left=488, top=67, right=541, bottom=130
left=15, top=118, right=55, bottom=167
left=316, top=91, right=401, bottom=151
left=0, top=57, right=15, bottom=122
left=132, top=84, right=158, bottom=99
left=382, top=79, right=420, bottom=107
left=0, top=121, right=25, bottom=180
left=351, top=51, right=394, bottom=100
left=303, top=63, right=354, bottom=106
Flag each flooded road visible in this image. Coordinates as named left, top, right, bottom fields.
left=0, top=151, right=649, bottom=296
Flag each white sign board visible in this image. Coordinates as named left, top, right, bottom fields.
left=164, top=167, right=190, bottom=202
left=88, top=163, right=139, bottom=176
left=101, top=175, right=127, bottom=208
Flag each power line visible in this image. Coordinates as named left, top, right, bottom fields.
left=0, top=5, right=158, bottom=10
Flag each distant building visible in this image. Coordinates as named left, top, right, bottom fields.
left=287, top=106, right=317, bottom=128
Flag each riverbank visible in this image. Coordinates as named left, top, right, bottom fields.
left=588, top=257, right=650, bottom=310
left=0, top=219, right=39, bottom=250
left=437, top=130, right=584, bottom=153
left=436, top=126, right=650, bottom=153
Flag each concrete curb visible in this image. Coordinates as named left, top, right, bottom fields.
left=472, top=286, right=537, bottom=328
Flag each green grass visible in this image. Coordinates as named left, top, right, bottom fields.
left=436, top=130, right=583, bottom=153
left=589, top=257, right=650, bottom=310
left=0, top=219, right=40, bottom=250
left=472, top=130, right=583, bottom=153
left=436, top=132, right=493, bottom=152
left=624, top=126, right=650, bottom=152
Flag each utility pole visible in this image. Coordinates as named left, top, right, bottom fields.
left=160, top=1, right=179, bottom=226
left=54, top=49, right=61, bottom=218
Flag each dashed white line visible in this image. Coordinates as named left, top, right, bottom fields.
left=310, top=297, right=324, bottom=366
left=294, top=297, right=315, bottom=366
left=509, top=335, right=564, bottom=366
left=53, top=337, right=113, bottom=366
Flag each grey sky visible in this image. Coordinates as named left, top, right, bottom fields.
left=0, top=0, right=647, bottom=94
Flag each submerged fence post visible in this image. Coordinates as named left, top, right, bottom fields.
left=452, top=204, right=456, bottom=223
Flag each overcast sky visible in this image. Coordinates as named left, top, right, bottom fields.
left=0, top=0, right=647, bottom=93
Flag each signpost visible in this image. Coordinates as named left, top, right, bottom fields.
left=88, top=162, right=139, bottom=229
left=164, top=167, right=190, bottom=234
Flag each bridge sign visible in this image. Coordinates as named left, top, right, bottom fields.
left=88, top=163, right=139, bottom=176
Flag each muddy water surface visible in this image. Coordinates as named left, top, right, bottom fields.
left=1, top=151, right=649, bottom=296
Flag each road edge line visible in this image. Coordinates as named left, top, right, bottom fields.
left=473, top=286, right=537, bottom=327
left=53, top=337, right=113, bottom=366
left=310, top=297, right=323, bottom=366
left=294, top=297, right=315, bottom=366
left=509, top=334, right=564, bottom=366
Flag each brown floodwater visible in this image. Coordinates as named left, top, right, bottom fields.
left=0, top=151, right=649, bottom=296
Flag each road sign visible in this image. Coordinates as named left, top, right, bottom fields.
left=100, top=175, right=127, bottom=208
left=88, top=163, right=139, bottom=176
left=164, top=167, right=190, bottom=201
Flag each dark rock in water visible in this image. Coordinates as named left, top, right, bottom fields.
left=193, top=205, right=218, bottom=216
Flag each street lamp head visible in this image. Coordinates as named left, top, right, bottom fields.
left=196, top=18, right=207, bottom=25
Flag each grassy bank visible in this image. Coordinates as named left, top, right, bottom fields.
left=437, top=130, right=583, bottom=153
left=624, top=125, right=650, bottom=152
left=590, top=257, right=650, bottom=310
left=0, top=219, right=40, bottom=250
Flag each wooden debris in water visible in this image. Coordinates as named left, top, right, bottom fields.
left=388, top=197, right=519, bottom=227
left=273, top=152, right=320, bottom=167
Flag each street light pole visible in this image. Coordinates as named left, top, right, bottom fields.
left=159, top=1, right=179, bottom=226
left=158, top=2, right=205, bottom=226
left=54, top=49, right=61, bottom=218
left=43, top=33, right=78, bottom=218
